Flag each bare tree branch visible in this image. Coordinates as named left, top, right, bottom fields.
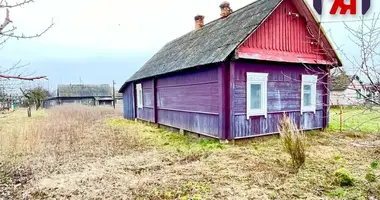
left=0, top=0, right=53, bottom=95
left=0, top=74, right=47, bottom=80
left=0, top=20, right=54, bottom=39
left=0, top=0, right=34, bottom=8
left=0, top=8, right=11, bottom=32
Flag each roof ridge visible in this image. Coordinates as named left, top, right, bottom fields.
left=167, top=0, right=271, bottom=46
left=204, top=0, right=269, bottom=27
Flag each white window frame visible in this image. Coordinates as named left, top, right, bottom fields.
left=246, top=72, right=268, bottom=119
left=301, top=74, right=317, bottom=114
left=136, top=83, right=143, bottom=109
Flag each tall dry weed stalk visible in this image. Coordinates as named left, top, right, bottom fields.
left=278, top=113, right=306, bottom=170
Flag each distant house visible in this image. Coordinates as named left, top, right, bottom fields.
left=43, top=84, right=122, bottom=108
left=330, top=75, right=367, bottom=106
left=119, top=0, right=342, bottom=140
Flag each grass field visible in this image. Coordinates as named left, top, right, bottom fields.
left=328, top=107, right=380, bottom=134
left=0, top=105, right=379, bottom=199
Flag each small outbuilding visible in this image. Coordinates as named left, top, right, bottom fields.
left=119, top=0, right=342, bottom=140
left=330, top=74, right=366, bottom=106
left=330, top=74, right=380, bottom=107
left=43, top=84, right=118, bottom=108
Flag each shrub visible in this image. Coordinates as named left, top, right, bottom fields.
left=334, top=168, right=355, bottom=186
left=371, top=162, right=378, bottom=169
left=278, top=113, right=306, bottom=170
left=365, top=168, right=376, bottom=182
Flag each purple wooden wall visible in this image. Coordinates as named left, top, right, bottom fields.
left=231, top=60, right=328, bottom=139
left=122, top=83, right=135, bottom=120
left=156, top=67, right=221, bottom=138
left=136, top=79, right=154, bottom=122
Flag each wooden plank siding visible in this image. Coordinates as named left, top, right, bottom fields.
left=122, top=83, right=135, bottom=120
left=156, top=67, right=221, bottom=138
left=130, top=66, right=222, bottom=138
left=237, top=0, right=334, bottom=65
left=136, top=79, right=154, bottom=122
left=231, top=60, right=327, bottom=138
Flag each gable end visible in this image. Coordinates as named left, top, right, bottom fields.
left=236, top=0, right=341, bottom=66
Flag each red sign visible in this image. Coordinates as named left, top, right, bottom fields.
left=313, top=0, right=371, bottom=15
left=330, top=0, right=357, bottom=14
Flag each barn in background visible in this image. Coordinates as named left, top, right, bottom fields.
left=43, top=84, right=122, bottom=108
left=119, top=0, right=342, bottom=140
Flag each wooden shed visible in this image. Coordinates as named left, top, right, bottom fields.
left=43, top=84, right=116, bottom=108
left=119, top=0, right=342, bottom=140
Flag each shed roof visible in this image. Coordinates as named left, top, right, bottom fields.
left=57, top=84, right=112, bottom=97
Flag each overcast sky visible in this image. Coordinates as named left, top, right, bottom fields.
left=1, top=0, right=379, bottom=92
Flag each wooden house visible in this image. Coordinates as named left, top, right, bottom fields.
left=330, top=74, right=379, bottom=106
left=43, top=84, right=120, bottom=108
left=119, top=0, right=342, bottom=140
left=330, top=74, right=366, bottom=106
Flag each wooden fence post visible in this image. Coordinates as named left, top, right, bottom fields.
left=340, top=106, right=343, bottom=133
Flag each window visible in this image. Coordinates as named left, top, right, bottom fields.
left=356, top=89, right=362, bottom=99
left=303, top=85, right=312, bottom=106
left=301, top=75, right=317, bottom=114
left=246, top=72, right=268, bottom=119
left=136, top=83, right=143, bottom=109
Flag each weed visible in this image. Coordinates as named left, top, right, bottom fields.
left=371, top=162, right=378, bottom=169
left=333, top=168, right=355, bottom=186
left=365, top=168, right=376, bottom=182
left=199, top=139, right=225, bottom=150
left=334, top=154, right=343, bottom=160
left=268, top=191, right=278, bottom=199
left=278, top=113, right=306, bottom=170
left=328, top=188, right=346, bottom=198
left=307, top=130, right=319, bottom=137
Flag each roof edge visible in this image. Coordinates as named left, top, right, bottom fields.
left=118, top=61, right=226, bottom=92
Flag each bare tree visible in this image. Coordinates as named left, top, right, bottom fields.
left=341, top=14, right=380, bottom=107
left=0, top=0, right=53, bottom=81
left=0, top=0, right=53, bottom=113
left=324, top=15, right=380, bottom=133
left=289, top=13, right=380, bottom=133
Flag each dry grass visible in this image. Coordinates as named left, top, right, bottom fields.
left=0, top=105, right=380, bottom=199
left=278, top=113, right=306, bottom=171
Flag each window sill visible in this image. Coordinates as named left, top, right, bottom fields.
left=247, top=111, right=267, bottom=119
left=301, top=110, right=316, bottom=114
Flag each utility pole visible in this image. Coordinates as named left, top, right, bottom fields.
left=112, top=80, right=116, bottom=109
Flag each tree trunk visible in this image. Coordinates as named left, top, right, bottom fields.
left=27, top=106, right=31, bottom=117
